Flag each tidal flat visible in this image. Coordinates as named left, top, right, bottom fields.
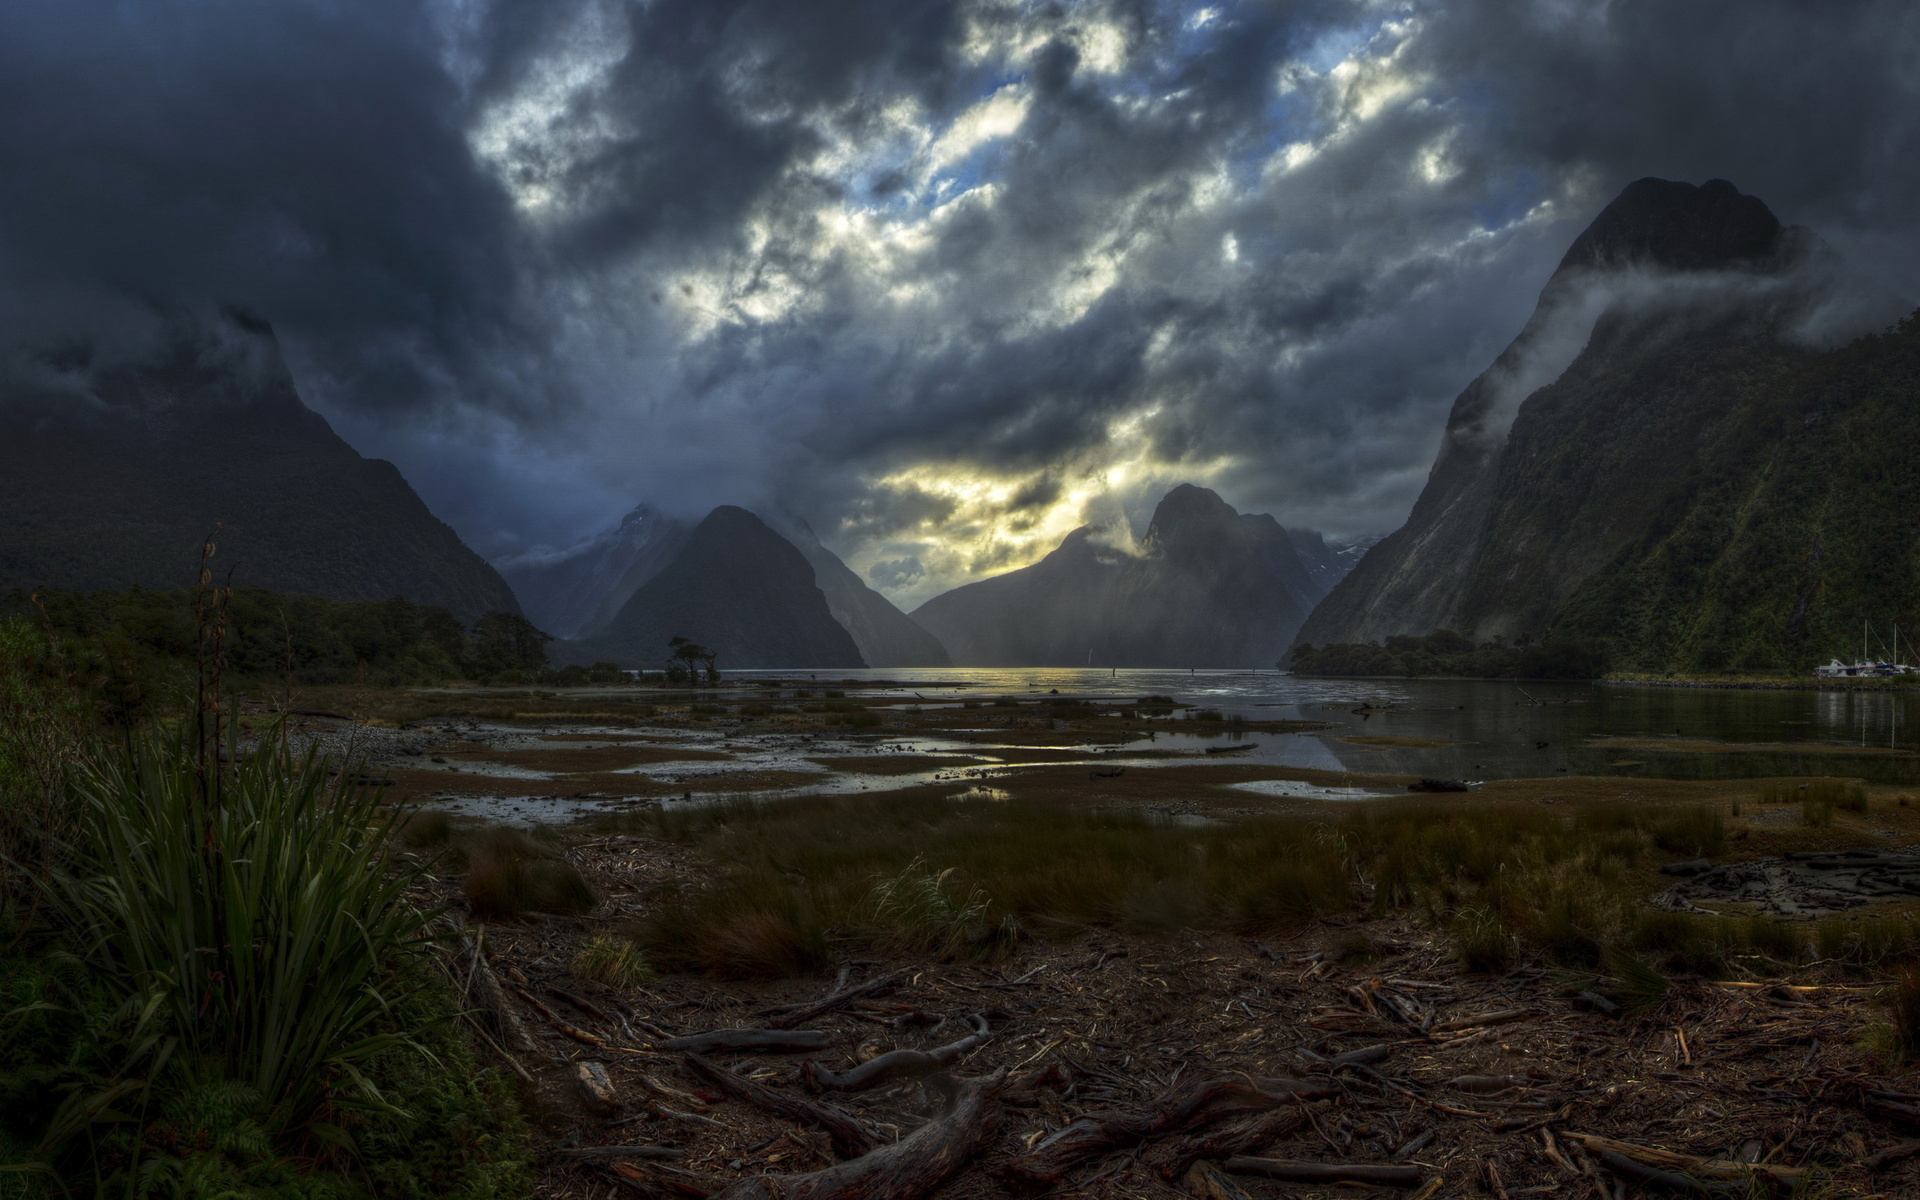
left=264, top=675, right=1920, bottom=1197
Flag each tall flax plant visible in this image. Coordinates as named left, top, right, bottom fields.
left=46, top=730, right=434, bottom=1142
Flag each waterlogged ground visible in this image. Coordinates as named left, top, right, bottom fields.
left=294, top=670, right=1920, bottom=833
left=295, top=676, right=1920, bottom=1198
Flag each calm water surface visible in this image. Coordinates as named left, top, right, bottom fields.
left=732, top=668, right=1920, bottom=786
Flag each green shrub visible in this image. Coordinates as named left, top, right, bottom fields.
left=44, top=730, right=433, bottom=1137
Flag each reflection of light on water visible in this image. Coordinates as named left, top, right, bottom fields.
left=1229, top=779, right=1398, bottom=801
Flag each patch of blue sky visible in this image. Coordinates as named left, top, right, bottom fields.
left=1467, top=169, right=1548, bottom=234
left=1218, top=90, right=1323, bottom=186
left=1299, top=19, right=1379, bottom=71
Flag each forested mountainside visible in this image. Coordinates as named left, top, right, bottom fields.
left=1296, top=177, right=1920, bottom=672
left=0, top=309, right=518, bottom=622
left=565, top=506, right=864, bottom=670
left=1554, top=311, right=1920, bottom=671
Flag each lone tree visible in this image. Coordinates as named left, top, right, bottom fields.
left=666, top=636, right=718, bottom=684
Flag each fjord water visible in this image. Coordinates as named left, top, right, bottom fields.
left=744, top=668, right=1920, bottom=786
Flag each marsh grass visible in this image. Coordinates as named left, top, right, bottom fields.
left=1880, top=967, right=1920, bottom=1064
left=1761, top=779, right=1867, bottom=829
left=570, top=935, right=655, bottom=989
left=869, top=858, right=1016, bottom=961
left=619, top=793, right=1796, bottom=979
left=458, top=828, right=597, bottom=920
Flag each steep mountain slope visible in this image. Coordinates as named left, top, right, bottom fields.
left=1284, top=527, right=1365, bottom=598
left=569, top=506, right=864, bottom=669
left=911, top=484, right=1318, bottom=667
left=498, top=506, right=692, bottom=640
left=777, top=519, right=951, bottom=667
left=1297, top=177, right=1812, bottom=650
left=0, top=310, right=518, bottom=621
left=1553, top=312, right=1920, bottom=670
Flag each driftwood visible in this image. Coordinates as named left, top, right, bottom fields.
left=706, top=1071, right=1004, bottom=1200
left=1430, top=1008, right=1531, bottom=1033
left=555, top=1144, right=685, bottom=1160
left=1223, top=1157, right=1425, bottom=1187
left=1592, top=1149, right=1737, bottom=1194
left=996, top=1077, right=1335, bottom=1189
left=1182, top=1160, right=1253, bottom=1199
left=1562, top=1132, right=1806, bottom=1186
left=514, top=985, right=608, bottom=1046
left=575, top=1061, right=621, bottom=1115
left=1866, top=1138, right=1920, bottom=1170
left=1001, top=1061, right=1071, bottom=1107
left=656, top=1029, right=833, bottom=1054
left=609, top=1160, right=716, bottom=1198
left=465, top=936, right=539, bottom=1054
left=756, top=971, right=906, bottom=1029
left=804, top=1015, right=991, bottom=1092
left=681, top=1053, right=876, bottom=1159
left=1143, top=1107, right=1311, bottom=1179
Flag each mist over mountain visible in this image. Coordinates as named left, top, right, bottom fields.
left=773, top=519, right=951, bottom=668
left=499, top=505, right=692, bottom=641
left=912, top=484, right=1337, bottom=667
left=1298, top=177, right=1920, bottom=671
left=565, top=506, right=863, bottom=670
left=0, top=309, right=517, bottom=621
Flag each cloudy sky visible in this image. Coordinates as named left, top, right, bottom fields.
left=2, top=0, right=1916, bottom=607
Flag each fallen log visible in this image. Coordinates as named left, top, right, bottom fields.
left=555, top=1144, right=686, bottom=1161
left=1182, top=1160, right=1254, bottom=1200
left=1593, top=1149, right=1738, bottom=1195
left=1866, top=1138, right=1920, bottom=1171
left=707, top=1071, right=1004, bottom=1200
left=681, top=1053, right=876, bottom=1159
left=1430, top=1008, right=1531, bottom=1033
left=1143, top=1107, right=1311, bottom=1179
left=1562, top=1133, right=1806, bottom=1186
left=804, top=1015, right=990, bottom=1092
left=996, top=1077, right=1335, bottom=1189
left=1222, top=1157, right=1424, bottom=1187
left=609, top=1160, right=716, bottom=1198
left=1002, top=1060, right=1071, bottom=1107
left=513, top=985, right=607, bottom=1047
left=756, top=971, right=906, bottom=1029
left=465, top=934, right=539, bottom=1054
left=655, top=1029, right=833, bottom=1054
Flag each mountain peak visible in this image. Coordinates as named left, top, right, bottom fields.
left=1147, top=483, right=1238, bottom=542
left=1557, top=177, right=1786, bottom=275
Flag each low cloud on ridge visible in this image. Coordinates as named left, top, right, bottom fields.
left=1, top=0, right=1915, bottom=606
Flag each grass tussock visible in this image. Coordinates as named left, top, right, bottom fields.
left=1882, top=967, right=1920, bottom=1065
left=570, top=935, right=656, bottom=989
left=459, top=828, right=597, bottom=920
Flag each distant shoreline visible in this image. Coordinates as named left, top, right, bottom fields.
left=1603, top=673, right=1920, bottom=693
left=1292, top=671, right=1920, bottom=693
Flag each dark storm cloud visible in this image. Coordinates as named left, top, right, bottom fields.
left=2, top=0, right=1916, bottom=591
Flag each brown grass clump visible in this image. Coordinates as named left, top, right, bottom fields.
left=697, top=910, right=828, bottom=980
left=461, top=828, right=598, bottom=919
left=1885, top=967, right=1920, bottom=1064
